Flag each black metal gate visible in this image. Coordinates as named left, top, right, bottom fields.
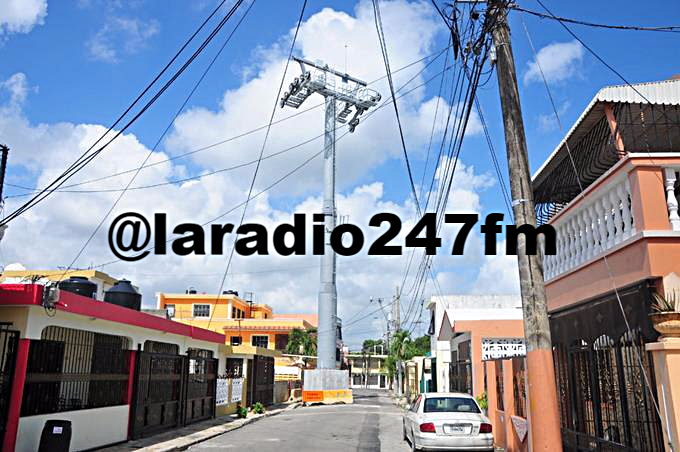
left=184, top=352, right=217, bottom=425
left=551, top=281, right=664, bottom=451
left=248, top=355, right=273, bottom=406
left=448, top=361, right=472, bottom=394
left=131, top=351, right=186, bottom=439
left=0, top=323, right=19, bottom=447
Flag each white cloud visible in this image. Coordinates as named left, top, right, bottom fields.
left=523, top=40, right=584, bottom=85
left=0, top=1, right=500, bottom=347
left=470, top=240, right=520, bottom=294
left=0, top=0, right=47, bottom=35
left=87, top=16, right=160, bottom=63
left=1, top=73, right=30, bottom=107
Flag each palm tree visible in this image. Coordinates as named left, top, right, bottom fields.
left=390, top=330, right=411, bottom=397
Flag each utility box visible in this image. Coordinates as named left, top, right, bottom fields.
left=38, top=420, right=72, bottom=452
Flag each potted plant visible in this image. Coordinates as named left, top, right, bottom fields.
left=649, top=290, right=680, bottom=340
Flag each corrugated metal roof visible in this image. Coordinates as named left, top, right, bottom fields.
left=532, top=78, right=680, bottom=183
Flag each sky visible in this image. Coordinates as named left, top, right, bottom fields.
left=1, top=0, right=678, bottom=349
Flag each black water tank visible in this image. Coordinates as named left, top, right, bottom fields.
left=224, top=289, right=238, bottom=296
left=104, top=279, right=141, bottom=310
left=38, top=420, right=71, bottom=452
left=58, top=276, right=97, bottom=299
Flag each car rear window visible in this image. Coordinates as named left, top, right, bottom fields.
left=423, top=397, right=480, bottom=413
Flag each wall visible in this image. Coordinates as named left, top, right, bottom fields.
left=274, top=381, right=290, bottom=404
left=16, top=405, right=129, bottom=452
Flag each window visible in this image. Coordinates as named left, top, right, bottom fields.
left=166, top=304, right=175, bottom=318
left=21, top=326, right=130, bottom=416
left=411, top=395, right=422, bottom=412
left=193, top=304, right=210, bottom=317
left=226, top=358, right=243, bottom=377
left=251, top=335, right=269, bottom=348
left=230, top=336, right=242, bottom=346
left=423, top=397, right=480, bottom=414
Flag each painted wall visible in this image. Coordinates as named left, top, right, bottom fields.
left=16, top=405, right=129, bottom=452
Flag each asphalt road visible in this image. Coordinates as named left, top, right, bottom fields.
left=189, top=389, right=410, bottom=452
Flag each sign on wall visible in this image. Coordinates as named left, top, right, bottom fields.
left=216, top=378, right=229, bottom=406
left=481, top=338, right=526, bottom=361
left=231, top=377, right=243, bottom=403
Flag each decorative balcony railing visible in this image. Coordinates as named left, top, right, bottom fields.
left=543, top=175, right=635, bottom=280
left=664, top=167, right=680, bottom=232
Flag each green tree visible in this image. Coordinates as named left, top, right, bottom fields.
left=285, top=327, right=317, bottom=356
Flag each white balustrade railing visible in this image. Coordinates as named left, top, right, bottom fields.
left=543, top=176, right=635, bottom=280
left=664, top=167, right=680, bottom=231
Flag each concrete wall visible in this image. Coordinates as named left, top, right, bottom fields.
left=274, top=381, right=290, bottom=404
left=16, top=405, right=129, bottom=452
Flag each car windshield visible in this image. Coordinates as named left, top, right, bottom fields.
left=423, top=397, right=480, bottom=413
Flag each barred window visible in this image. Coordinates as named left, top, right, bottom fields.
left=251, top=335, right=268, bottom=348
left=193, top=304, right=210, bottom=317
left=230, top=336, right=242, bottom=346
left=21, top=326, right=130, bottom=416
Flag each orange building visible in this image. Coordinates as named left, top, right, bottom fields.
left=533, top=77, right=680, bottom=450
left=157, top=290, right=317, bottom=352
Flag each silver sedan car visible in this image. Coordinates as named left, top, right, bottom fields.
left=402, top=392, right=494, bottom=451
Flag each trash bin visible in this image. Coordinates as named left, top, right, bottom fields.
left=38, top=420, right=72, bottom=452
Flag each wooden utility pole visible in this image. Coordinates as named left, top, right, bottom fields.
left=488, top=1, right=563, bottom=449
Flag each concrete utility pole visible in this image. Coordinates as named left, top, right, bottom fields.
left=393, top=285, right=403, bottom=397
left=488, top=1, right=562, bottom=449
left=281, top=58, right=380, bottom=395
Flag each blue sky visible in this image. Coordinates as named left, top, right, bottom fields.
left=1, top=0, right=678, bottom=347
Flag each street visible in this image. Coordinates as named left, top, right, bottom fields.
left=189, top=389, right=409, bottom=452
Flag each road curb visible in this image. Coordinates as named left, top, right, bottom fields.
left=133, top=402, right=302, bottom=452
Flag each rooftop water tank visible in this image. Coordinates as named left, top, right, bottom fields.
left=104, top=279, right=141, bottom=311
left=58, top=277, right=97, bottom=299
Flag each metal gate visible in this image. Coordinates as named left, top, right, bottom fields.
left=551, top=281, right=664, bottom=451
left=184, top=353, right=217, bottom=425
left=131, top=351, right=186, bottom=439
left=449, top=361, right=472, bottom=394
left=0, top=323, right=19, bottom=447
left=248, top=355, right=274, bottom=406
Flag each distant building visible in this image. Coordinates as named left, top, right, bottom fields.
left=346, top=351, right=388, bottom=389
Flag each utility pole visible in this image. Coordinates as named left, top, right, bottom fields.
left=487, top=1, right=562, bottom=449
left=0, top=145, right=9, bottom=243
left=392, top=285, right=403, bottom=397
left=282, top=59, right=380, bottom=400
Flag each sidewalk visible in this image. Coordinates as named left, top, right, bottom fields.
left=97, top=401, right=302, bottom=452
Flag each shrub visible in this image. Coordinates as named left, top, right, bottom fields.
left=476, top=391, right=488, bottom=411
left=252, top=402, right=265, bottom=414
left=236, top=404, right=248, bottom=419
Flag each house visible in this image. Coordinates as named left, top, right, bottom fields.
left=346, top=351, right=388, bottom=389
left=156, top=290, right=343, bottom=379
left=532, top=77, right=680, bottom=450
left=427, top=294, right=527, bottom=451
left=0, top=268, right=118, bottom=301
left=0, top=283, right=256, bottom=452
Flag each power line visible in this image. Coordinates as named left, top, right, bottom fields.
left=372, top=0, right=421, bottom=215
left=6, top=47, right=451, bottom=197
left=521, top=10, right=667, bottom=437
left=0, top=0, right=241, bottom=227
left=513, top=4, right=680, bottom=33
left=60, top=0, right=252, bottom=277
left=90, top=49, right=458, bottom=271
left=207, top=0, right=308, bottom=329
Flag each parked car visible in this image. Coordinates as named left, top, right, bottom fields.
left=402, top=392, right=493, bottom=451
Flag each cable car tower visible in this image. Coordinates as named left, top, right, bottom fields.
left=280, top=58, right=381, bottom=372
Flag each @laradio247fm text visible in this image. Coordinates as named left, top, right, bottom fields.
left=108, top=212, right=556, bottom=262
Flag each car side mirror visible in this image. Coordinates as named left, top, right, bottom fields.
left=405, top=404, right=411, bottom=411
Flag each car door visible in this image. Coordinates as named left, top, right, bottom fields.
left=407, top=395, right=422, bottom=436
